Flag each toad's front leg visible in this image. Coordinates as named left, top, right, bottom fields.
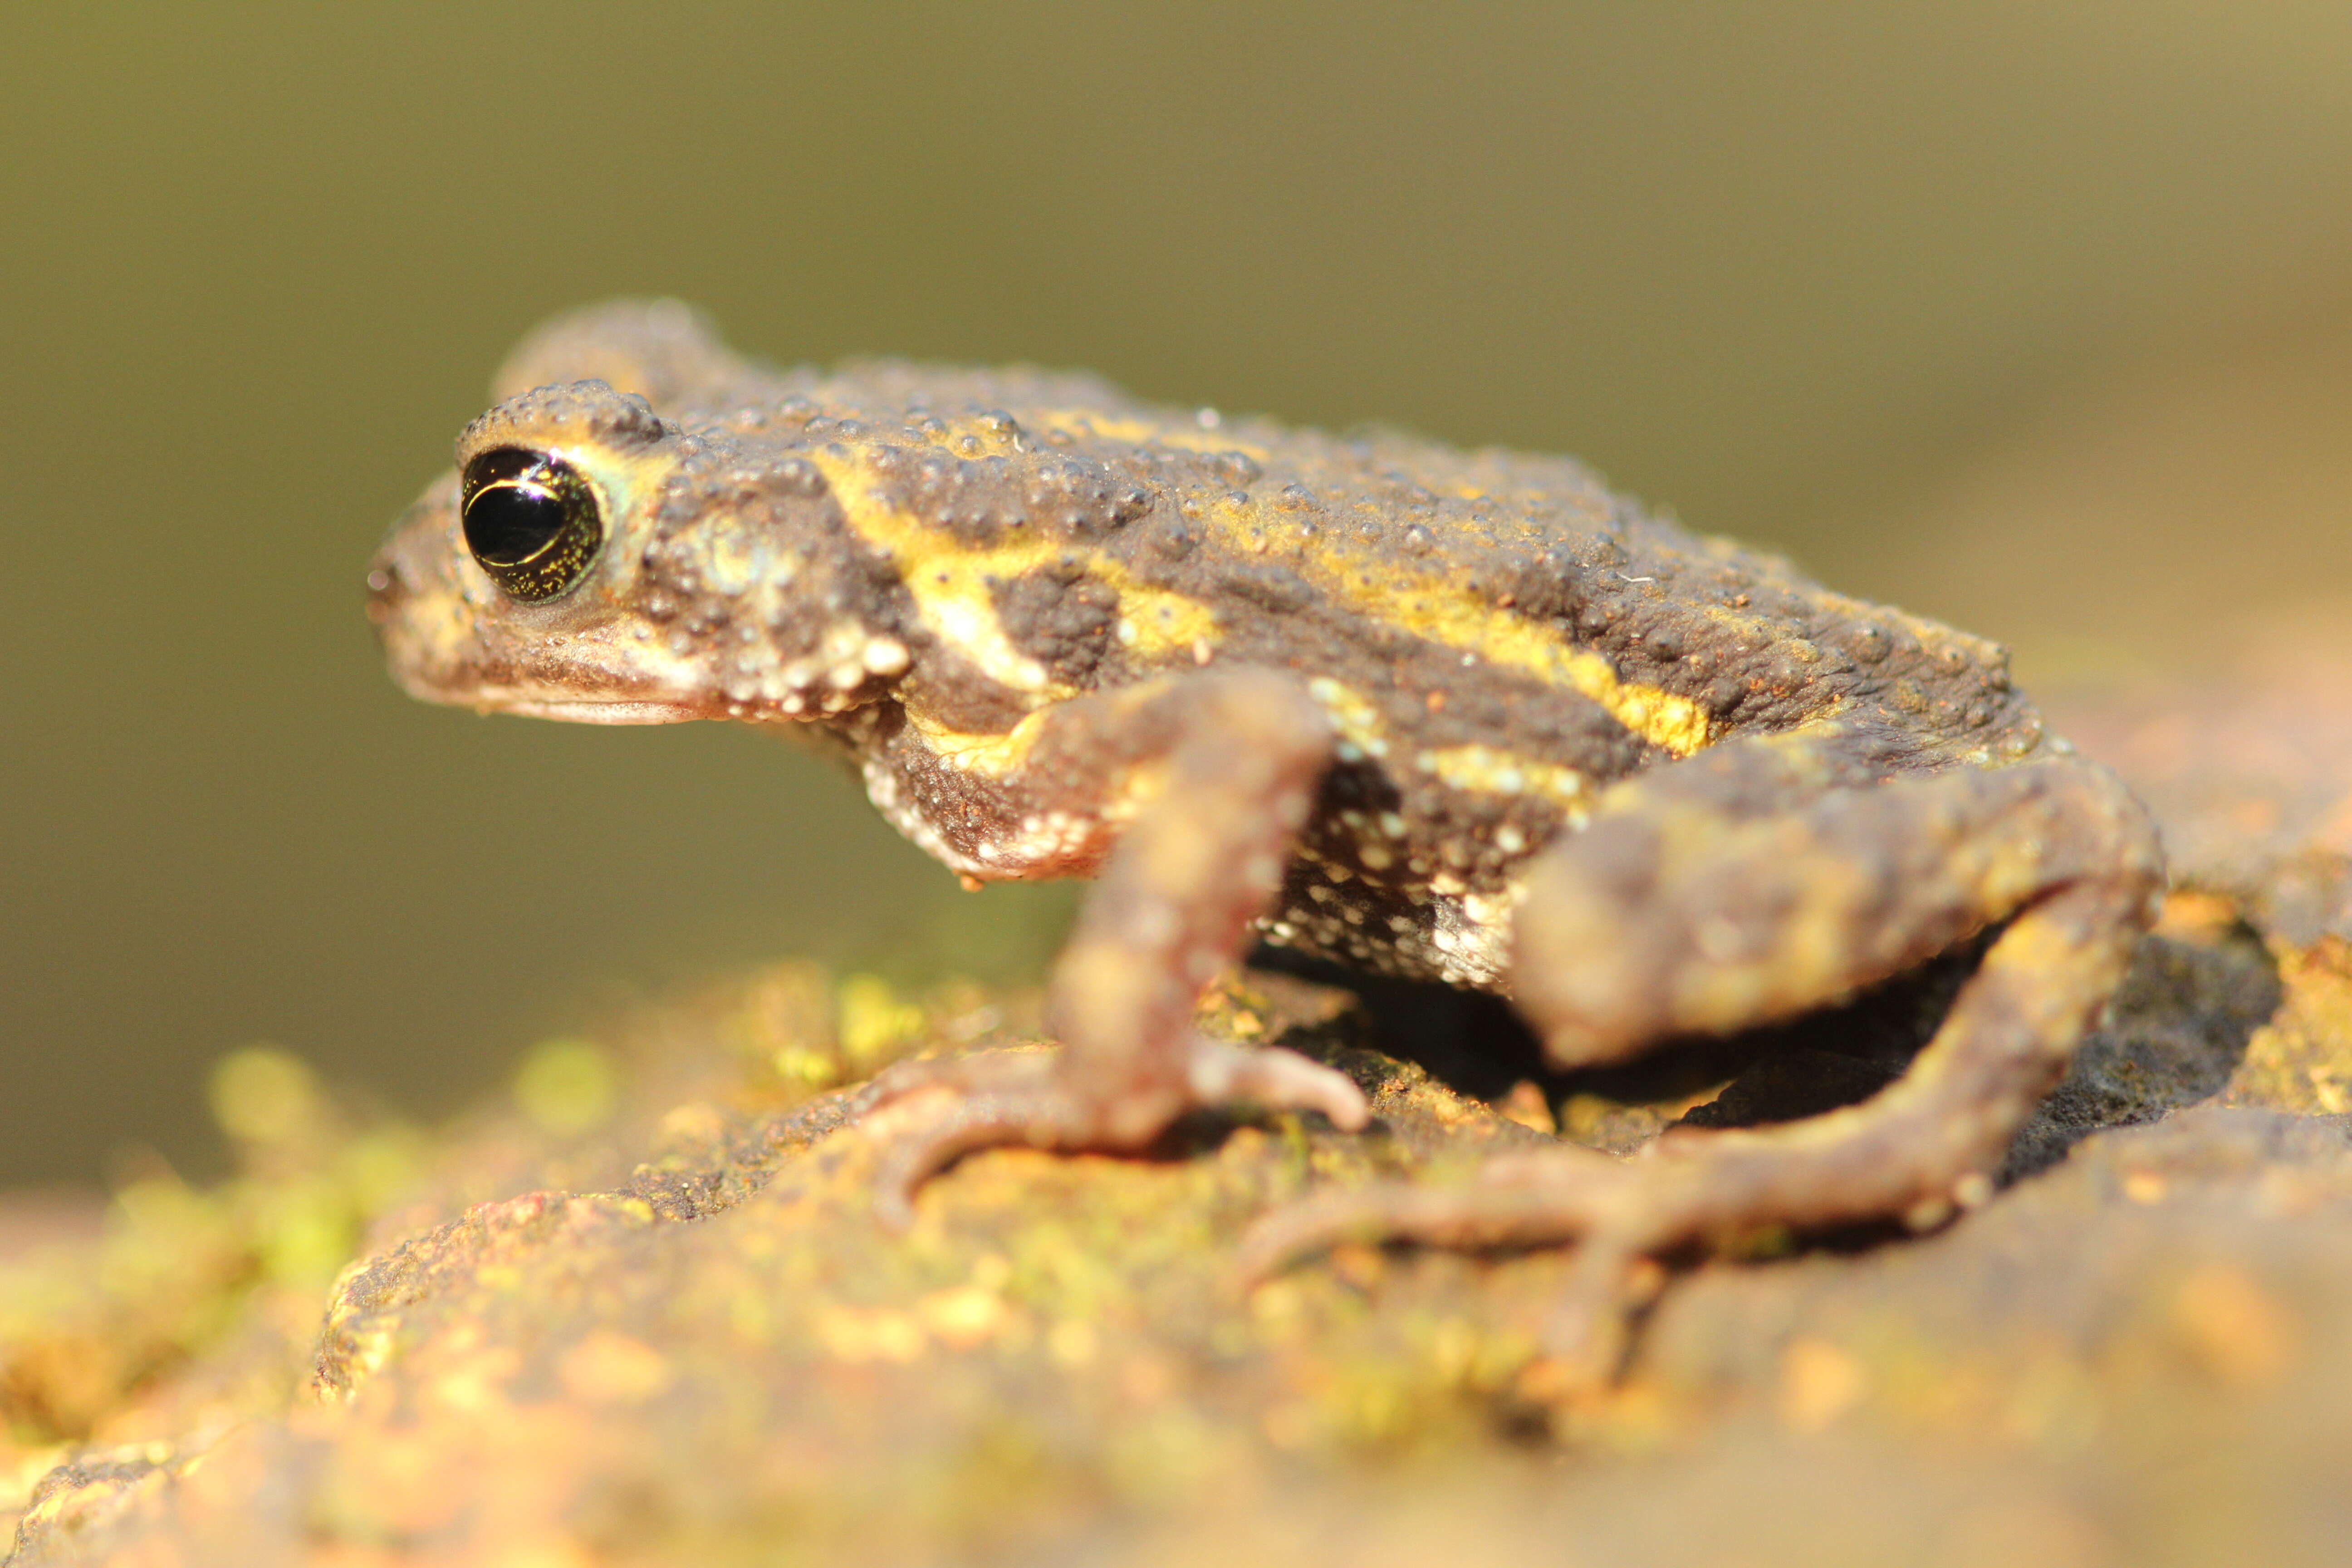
left=855, top=669, right=1368, bottom=1225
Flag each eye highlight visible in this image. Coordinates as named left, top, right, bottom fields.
left=460, top=448, right=604, bottom=602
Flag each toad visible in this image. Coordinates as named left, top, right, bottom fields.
left=369, top=301, right=2162, bottom=1368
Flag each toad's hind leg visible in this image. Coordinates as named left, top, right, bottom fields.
left=1242, top=735, right=2162, bottom=1377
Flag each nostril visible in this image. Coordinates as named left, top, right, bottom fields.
left=364, top=559, right=405, bottom=621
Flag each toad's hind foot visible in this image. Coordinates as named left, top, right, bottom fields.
left=1245, top=745, right=2165, bottom=1389
left=854, top=1038, right=1368, bottom=1230
left=1236, top=1144, right=1674, bottom=1382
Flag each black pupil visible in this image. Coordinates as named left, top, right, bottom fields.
left=464, top=482, right=568, bottom=566
left=457, top=448, right=603, bottom=602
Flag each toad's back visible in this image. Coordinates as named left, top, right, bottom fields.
left=520, top=310, right=2034, bottom=745
left=377, top=302, right=2045, bottom=991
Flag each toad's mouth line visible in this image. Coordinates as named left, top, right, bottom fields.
left=488, top=698, right=709, bottom=725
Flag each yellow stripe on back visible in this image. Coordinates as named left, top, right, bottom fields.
left=808, top=449, right=1223, bottom=701
left=807, top=423, right=1710, bottom=757
left=1206, top=496, right=1714, bottom=756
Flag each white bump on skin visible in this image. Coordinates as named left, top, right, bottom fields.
left=1425, top=893, right=1512, bottom=988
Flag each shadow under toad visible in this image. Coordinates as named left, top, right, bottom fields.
left=1249, top=918, right=2282, bottom=1187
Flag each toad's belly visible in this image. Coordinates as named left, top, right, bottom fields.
left=1255, top=852, right=1519, bottom=992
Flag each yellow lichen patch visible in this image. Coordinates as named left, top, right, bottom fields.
left=1415, top=744, right=1588, bottom=810
left=512, top=1038, right=618, bottom=1136
left=557, top=1331, right=673, bottom=1406
left=8, top=1438, right=191, bottom=1542
left=209, top=1045, right=329, bottom=1151
left=1207, top=496, right=1713, bottom=756
left=835, top=974, right=927, bottom=1070
left=913, top=1284, right=1015, bottom=1350
left=1778, top=1336, right=1869, bottom=1432
left=2225, top=935, right=2352, bottom=1115
left=814, top=1304, right=930, bottom=1364
left=806, top=448, right=1221, bottom=694
left=2168, top=1264, right=2299, bottom=1389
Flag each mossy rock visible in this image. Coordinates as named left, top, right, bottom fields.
left=8, top=658, right=2352, bottom=1567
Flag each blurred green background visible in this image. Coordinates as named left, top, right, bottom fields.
left=7, top=3, right=2352, bottom=1186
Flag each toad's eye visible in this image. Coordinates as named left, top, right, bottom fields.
left=459, top=448, right=604, bottom=603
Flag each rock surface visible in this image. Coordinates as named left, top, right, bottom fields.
left=7, top=632, right=2352, bottom=1567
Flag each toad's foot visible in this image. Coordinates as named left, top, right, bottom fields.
left=854, top=1039, right=1368, bottom=1229
left=1232, top=1128, right=1947, bottom=1382
left=1247, top=734, right=2164, bottom=1389
left=1237, top=1135, right=1835, bottom=1387
left=845, top=667, right=1361, bottom=1225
